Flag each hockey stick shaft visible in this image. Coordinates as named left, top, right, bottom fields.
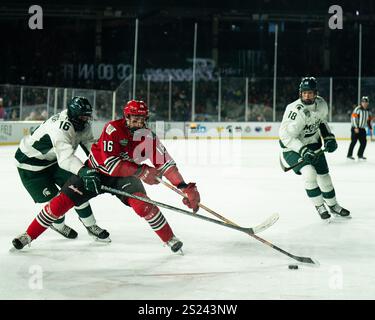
left=156, top=177, right=239, bottom=226
left=156, top=178, right=316, bottom=265
left=101, top=185, right=257, bottom=235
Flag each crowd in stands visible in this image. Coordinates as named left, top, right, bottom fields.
left=0, top=78, right=372, bottom=123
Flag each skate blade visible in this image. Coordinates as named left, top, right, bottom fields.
left=175, top=249, right=184, bottom=256
left=332, top=214, right=352, bottom=220
left=94, top=237, right=112, bottom=243
left=89, top=234, right=112, bottom=243
left=321, top=217, right=332, bottom=224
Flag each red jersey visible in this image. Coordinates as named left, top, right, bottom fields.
left=88, top=119, right=176, bottom=177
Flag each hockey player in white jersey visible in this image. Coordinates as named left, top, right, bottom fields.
left=15, top=96, right=110, bottom=241
left=279, top=77, right=350, bottom=221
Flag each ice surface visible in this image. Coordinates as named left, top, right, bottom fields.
left=0, top=139, right=374, bottom=299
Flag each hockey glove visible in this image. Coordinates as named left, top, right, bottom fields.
left=299, top=146, right=319, bottom=165
left=136, top=164, right=160, bottom=185
left=323, top=134, right=337, bottom=153
left=78, top=167, right=101, bottom=194
left=177, top=182, right=200, bottom=212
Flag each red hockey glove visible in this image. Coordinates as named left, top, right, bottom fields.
left=178, top=182, right=200, bottom=212
left=136, top=164, right=160, bottom=185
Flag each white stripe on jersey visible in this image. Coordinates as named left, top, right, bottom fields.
left=89, top=154, right=122, bottom=175
left=158, top=159, right=176, bottom=174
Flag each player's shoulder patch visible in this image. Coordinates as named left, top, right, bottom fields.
left=295, top=104, right=304, bottom=111
left=106, top=123, right=117, bottom=135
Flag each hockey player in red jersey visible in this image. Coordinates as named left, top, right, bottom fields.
left=12, top=100, right=200, bottom=253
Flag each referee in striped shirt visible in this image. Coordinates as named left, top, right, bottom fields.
left=347, top=96, right=373, bottom=160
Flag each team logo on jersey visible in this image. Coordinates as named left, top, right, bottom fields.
left=120, top=152, right=131, bottom=161
left=119, top=139, right=128, bottom=146
left=303, top=120, right=320, bottom=133
left=42, top=188, right=51, bottom=197
left=106, top=124, right=116, bottom=135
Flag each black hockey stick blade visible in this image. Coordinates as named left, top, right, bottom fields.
left=292, top=255, right=320, bottom=265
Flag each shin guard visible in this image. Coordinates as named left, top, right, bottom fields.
left=128, top=192, right=173, bottom=242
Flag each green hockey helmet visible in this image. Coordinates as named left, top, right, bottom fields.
left=299, top=77, right=318, bottom=105
left=67, top=96, right=93, bottom=131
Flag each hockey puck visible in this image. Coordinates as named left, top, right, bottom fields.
left=288, top=264, right=298, bottom=270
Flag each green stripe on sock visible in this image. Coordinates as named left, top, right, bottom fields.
left=306, top=187, right=322, bottom=198
left=322, top=189, right=336, bottom=199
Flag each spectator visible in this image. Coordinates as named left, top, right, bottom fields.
left=0, top=98, right=6, bottom=120
left=25, top=111, right=38, bottom=121
left=11, top=109, right=18, bottom=121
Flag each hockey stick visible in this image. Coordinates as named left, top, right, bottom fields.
left=101, top=185, right=271, bottom=236
left=155, top=177, right=278, bottom=234
left=115, top=181, right=319, bottom=266
left=280, top=148, right=326, bottom=172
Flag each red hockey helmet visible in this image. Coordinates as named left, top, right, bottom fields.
left=123, top=100, right=149, bottom=118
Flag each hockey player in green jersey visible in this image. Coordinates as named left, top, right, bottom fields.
left=15, top=96, right=110, bottom=241
left=279, top=77, right=350, bottom=221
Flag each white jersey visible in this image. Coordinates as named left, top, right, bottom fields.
left=15, top=109, right=95, bottom=174
left=279, top=96, right=331, bottom=153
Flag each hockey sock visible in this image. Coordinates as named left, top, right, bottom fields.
left=301, top=166, right=324, bottom=207
left=75, top=202, right=96, bottom=227
left=145, top=209, right=173, bottom=242
left=27, top=193, right=75, bottom=240
left=317, top=174, right=337, bottom=206
left=27, top=206, right=58, bottom=240
left=305, top=187, right=324, bottom=207
left=128, top=192, right=173, bottom=242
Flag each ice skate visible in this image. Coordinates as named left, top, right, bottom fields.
left=329, top=204, right=351, bottom=219
left=315, top=204, right=331, bottom=222
left=165, top=236, right=183, bottom=253
left=85, top=224, right=111, bottom=242
left=12, top=233, right=32, bottom=250
left=50, top=223, right=78, bottom=239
